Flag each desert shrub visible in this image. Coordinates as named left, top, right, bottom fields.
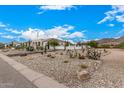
left=26, top=46, right=34, bottom=51
left=78, top=53, right=85, bottom=59
left=80, top=64, right=88, bottom=69
left=103, top=49, right=108, bottom=53
left=86, top=49, right=101, bottom=60
left=69, top=52, right=74, bottom=58
left=55, top=52, right=58, bottom=54
left=68, top=50, right=77, bottom=58
left=47, top=54, right=51, bottom=57
left=63, top=60, right=69, bottom=63
left=51, top=56, right=55, bottom=58
left=41, top=51, right=44, bottom=55
left=60, top=52, right=63, bottom=55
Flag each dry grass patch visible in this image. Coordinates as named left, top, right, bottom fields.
left=63, top=60, right=69, bottom=63
left=79, top=64, right=88, bottom=69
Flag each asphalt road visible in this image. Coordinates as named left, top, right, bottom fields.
left=0, top=58, right=36, bottom=88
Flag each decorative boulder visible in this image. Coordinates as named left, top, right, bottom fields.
left=77, top=70, right=90, bottom=81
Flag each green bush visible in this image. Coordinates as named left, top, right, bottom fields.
left=87, top=41, right=98, bottom=48
left=26, top=46, right=34, bottom=51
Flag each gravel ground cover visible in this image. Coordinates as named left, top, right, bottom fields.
left=3, top=49, right=103, bottom=87
left=77, top=49, right=124, bottom=88
left=1, top=49, right=118, bottom=88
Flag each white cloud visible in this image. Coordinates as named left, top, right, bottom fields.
left=112, top=5, right=124, bottom=12
left=2, top=35, right=15, bottom=39
left=5, top=28, right=22, bottom=34
left=21, top=25, right=85, bottom=41
left=94, top=38, right=100, bottom=41
left=108, top=23, right=115, bottom=27
left=39, top=5, right=75, bottom=11
left=37, top=11, right=45, bottom=15
left=67, top=39, right=75, bottom=44
left=116, top=15, right=124, bottom=22
left=82, top=39, right=90, bottom=42
left=45, top=25, right=74, bottom=38
left=0, top=22, right=7, bottom=28
left=37, top=5, right=75, bottom=14
left=97, top=5, right=124, bottom=24
left=68, top=32, right=84, bottom=38
left=21, top=28, right=45, bottom=40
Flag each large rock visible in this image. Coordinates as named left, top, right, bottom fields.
left=77, top=70, right=90, bottom=81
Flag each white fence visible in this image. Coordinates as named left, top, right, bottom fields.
left=49, top=46, right=82, bottom=50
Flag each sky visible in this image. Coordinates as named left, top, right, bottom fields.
left=0, top=5, right=124, bottom=43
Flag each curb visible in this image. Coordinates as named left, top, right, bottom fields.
left=0, top=53, right=66, bottom=88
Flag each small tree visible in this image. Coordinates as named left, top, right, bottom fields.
left=87, top=41, right=98, bottom=48
left=48, top=39, right=59, bottom=51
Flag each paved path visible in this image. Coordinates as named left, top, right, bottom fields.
left=0, top=58, right=36, bottom=88
left=81, top=49, right=124, bottom=88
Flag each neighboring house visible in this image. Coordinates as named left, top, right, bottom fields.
left=22, top=38, right=68, bottom=49
left=9, top=41, right=21, bottom=47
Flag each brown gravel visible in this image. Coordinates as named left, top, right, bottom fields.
left=8, top=50, right=102, bottom=88
left=80, top=49, right=124, bottom=88
left=2, top=49, right=121, bottom=88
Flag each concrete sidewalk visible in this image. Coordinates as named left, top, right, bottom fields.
left=0, top=58, right=36, bottom=88
left=0, top=53, right=66, bottom=88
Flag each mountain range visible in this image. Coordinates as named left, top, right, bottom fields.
left=96, top=36, right=124, bottom=44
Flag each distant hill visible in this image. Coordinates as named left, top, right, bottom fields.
left=116, top=36, right=124, bottom=43
left=97, top=38, right=116, bottom=44
left=96, top=36, right=124, bottom=45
